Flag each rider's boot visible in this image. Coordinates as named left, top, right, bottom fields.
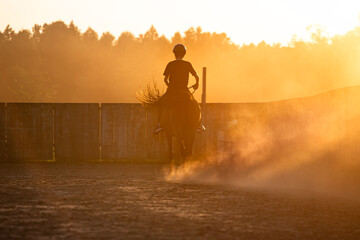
left=153, top=122, right=163, bottom=134
left=196, top=123, right=206, bottom=133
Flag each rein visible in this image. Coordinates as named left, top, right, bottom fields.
left=188, top=86, right=197, bottom=94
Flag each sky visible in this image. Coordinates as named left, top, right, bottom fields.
left=1, top=0, right=360, bottom=45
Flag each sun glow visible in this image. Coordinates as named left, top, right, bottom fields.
left=1, top=0, right=360, bottom=45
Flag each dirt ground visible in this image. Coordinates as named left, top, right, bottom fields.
left=0, top=162, right=359, bottom=240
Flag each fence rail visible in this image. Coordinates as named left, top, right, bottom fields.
left=0, top=86, right=359, bottom=162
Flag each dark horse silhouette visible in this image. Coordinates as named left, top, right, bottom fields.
left=138, top=85, right=201, bottom=162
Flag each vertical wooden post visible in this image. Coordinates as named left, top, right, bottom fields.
left=202, top=67, right=206, bottom=105
left=201, top=67, right=207, bottom=154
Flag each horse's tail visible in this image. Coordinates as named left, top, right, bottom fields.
left=136, top=82, right=164, bottom=106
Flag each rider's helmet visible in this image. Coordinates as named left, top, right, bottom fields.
left=173, top=44, right=186, bottom=58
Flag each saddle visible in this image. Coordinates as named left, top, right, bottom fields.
left=165, top=89, right=195, bottom=109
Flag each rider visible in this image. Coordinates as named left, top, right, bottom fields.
left=153, top=43, right=206, bottom=134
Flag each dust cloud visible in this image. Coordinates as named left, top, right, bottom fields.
left=167, top=86, right=360, bottom=199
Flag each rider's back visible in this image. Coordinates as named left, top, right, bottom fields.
left=164, top=59, right=197, bottom=91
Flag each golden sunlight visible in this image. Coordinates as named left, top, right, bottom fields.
left=1, top=1, right=360, bottom=239
left=2, top=0, right=360, bottom=45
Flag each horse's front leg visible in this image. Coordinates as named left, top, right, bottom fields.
left=185, top=132, right=195, bottom=160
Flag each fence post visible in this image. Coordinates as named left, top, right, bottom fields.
left=202, top=67, right=206, bottom=105
left=201, top=67, right=207, bottom=154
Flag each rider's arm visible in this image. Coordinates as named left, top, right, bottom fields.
left=194, top=74, right=199, bottom=85
left=192, top=74, right=199, bottom=90
left=189, top=62, right=199, bottom=89
left=164, top=75, right=169, bottom=86
left=163, top=62, right=171, bottom=86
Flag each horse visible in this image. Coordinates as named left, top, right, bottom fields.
left=138, top=84, right=201, bottom=163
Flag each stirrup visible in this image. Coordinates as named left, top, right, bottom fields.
left=196, top=124, right=206, bottom=133
left=153, top=126, right=163, bottom=134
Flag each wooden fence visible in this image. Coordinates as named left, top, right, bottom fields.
left=0, top=86, right=359, bottom=162
left=0, top=103, right=5, bottom=160
left=54, top=104, right=100, bottom=161
left=6, top=103, right=53, bottom=160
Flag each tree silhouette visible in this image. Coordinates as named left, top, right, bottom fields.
left=1, top=20, right=360, bottom=102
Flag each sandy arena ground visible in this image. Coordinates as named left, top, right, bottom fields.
left=0, top=162, right=359, bottom=240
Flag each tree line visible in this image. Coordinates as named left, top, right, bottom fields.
left=1, top=21, right=359, bottom=102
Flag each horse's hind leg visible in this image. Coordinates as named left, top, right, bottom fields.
left=177, top=138, right=186, bottom=161
left=166, top=134, right=173, bottom=162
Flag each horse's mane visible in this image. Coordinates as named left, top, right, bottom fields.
left=137, top=82, right=164, bottom=106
